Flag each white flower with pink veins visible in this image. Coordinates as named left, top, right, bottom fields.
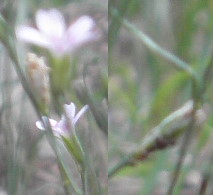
left=16, top=9, right=98, bottom=55
left=36, top=102, right=89, bottom=137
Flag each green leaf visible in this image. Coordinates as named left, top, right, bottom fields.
left=150, top=72, right=190, bottom=123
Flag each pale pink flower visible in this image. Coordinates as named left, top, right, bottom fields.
left=36, top=102, right=89, bottom=136
left=16, top=9, right=98, bottom=55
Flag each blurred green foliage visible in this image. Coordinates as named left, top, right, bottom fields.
left=109, top=0, right=213, bottom=194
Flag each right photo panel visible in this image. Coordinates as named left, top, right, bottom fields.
left=109, top=0, right=213, bottom=195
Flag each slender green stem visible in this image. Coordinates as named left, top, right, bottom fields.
left=201, top=50, right=213, bottom=94
left=43, top=117, right=82, bottom=195
left=166, top=81, right=200, bottom=195
left=166, top=107, right=197, bottom=195
left=198, top=147, right=213, bottom=195
left=81, top=167, right=86, bottom=195
left=110, top=8, right=199, bottom=83
left=123, top=20, right=196, bottom=77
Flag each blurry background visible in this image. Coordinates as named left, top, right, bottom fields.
left=109, top=0, right=213, bottom=194
left=0, top=0, right=107, bottom=194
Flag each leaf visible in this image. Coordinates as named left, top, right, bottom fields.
left=150, top=72, right=190, bottom=123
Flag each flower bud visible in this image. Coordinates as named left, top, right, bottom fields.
left=27, top=53, right=50, bottom=112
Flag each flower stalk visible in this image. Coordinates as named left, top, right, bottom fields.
left=108, top=101, right=206, bottom=177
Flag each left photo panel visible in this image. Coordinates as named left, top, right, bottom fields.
left=0, top=0, right=107, bottom=194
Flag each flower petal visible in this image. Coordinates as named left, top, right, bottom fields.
left=49, top=119, right=58, bottom=127
left=16, top=26, right=52, bottom=48
left=56, top=116, right=67, bottom=130
left=74, top=105, right=89, bottom=124
left=35, top=121, right=45, bottom=130
left=64, top=102, right=76, bottom=119
left=36, top=9, right=65, bottom=39
left=35, top=118, right=57, bottom=130
left=67, top=16, right=97, bottom=50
